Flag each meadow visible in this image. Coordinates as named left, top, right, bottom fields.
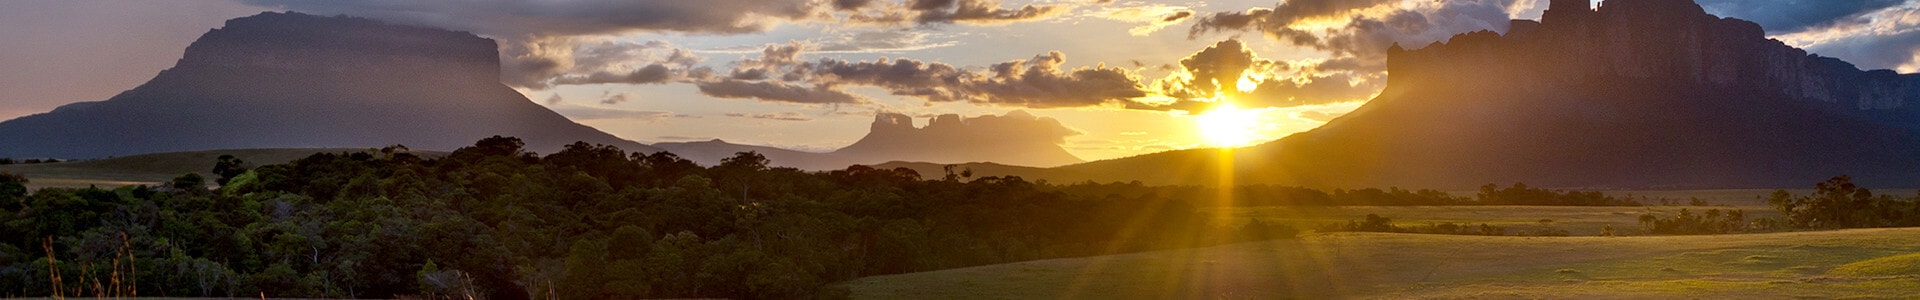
left=842, top=228, right=1920, bottom=299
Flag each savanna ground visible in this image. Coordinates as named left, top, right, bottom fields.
left=845, top=189, right=1920, bottom=299
left=0, top=148, right=415, bottom=190
left=843, top=228, right=1920, bottom=299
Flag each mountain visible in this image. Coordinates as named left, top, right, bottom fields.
left=0, top=12, right=659, bottom=159
left=653, top=139, right=860, bottom=171
left=833, top=111, right=1085, bottom=168
left=1034, top=0, right=1920, bottom=189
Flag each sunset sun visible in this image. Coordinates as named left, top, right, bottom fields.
left=1196, top=102, right=1262, bottom=148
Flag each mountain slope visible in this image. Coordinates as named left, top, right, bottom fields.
left=1044, top=0, right=1920, bottom=189
left=0, top=12, right=659, bottom=158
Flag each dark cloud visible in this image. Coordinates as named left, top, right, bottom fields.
left=912, top=0, right=1065, bottom=24
left=724, top=112, right=816, bottom=121
left=1699, top=0, right=1903, bottom=34
left=506, top=38, right=708, bottom=88
left=245, top=0, right=816, bottom=36
left=712, top=43, right=1150, bottom=108
left=696, top=78, right=866, bottom=104
left=545, top=93, right=564, bottom=105
left=1190, top=0, right=1516, bottom=60
left=600, top=91, right=633, bottom=104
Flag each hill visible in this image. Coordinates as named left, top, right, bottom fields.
left=0, top=12, right=660, bottom=159
left=842, top=228, right=1920, bottom=299
left=1029, top=0, right=1920, bottom=189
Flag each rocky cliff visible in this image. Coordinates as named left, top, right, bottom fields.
left=0, top=12, right=658, bottom=158
left=834, top=111, right=1084, bottom=167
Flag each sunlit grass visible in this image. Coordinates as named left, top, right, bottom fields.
left=840, top=228, right=1920, bottom=299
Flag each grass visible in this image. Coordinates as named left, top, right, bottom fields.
left=0, top=148, right=439, bottom=190
left=838, top=228, right=1920, bottom=299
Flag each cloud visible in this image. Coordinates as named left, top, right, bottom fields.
left=1769, top=5, right=1920, bottom=72
left=508, top=38, right=708, bottom=88
left=1189, top=0, right=1518, bottom=60
left=710, top=43, right=1151, bottom=108
left=244, top=0, right=1093, bottom=89
left=697, top=78, right=867, bottom=104
left=548, top=105, right=688, bottom=121
left=847, top=0, right=1073, bottom=25
left=1134, top=39, right=1375, bottom=110
left=600, top=91, right=633, bottom=104
left=252, top=0, right=1082, bottom=34
left=816, top=30, right=963, bottom=52
left=1094, top=4, right=1196, bottom=36
left=725, top=112, right=816, bottom=121
left=1700, top=0, right=1904, bottom=34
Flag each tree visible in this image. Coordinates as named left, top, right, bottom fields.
left=0, top=172, right=26, bottom=202
left=213, top=155, right=249, bottom=186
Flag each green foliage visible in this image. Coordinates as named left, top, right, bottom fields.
left=1767, top=176, right=1920, bottom=229
left=0, top=137, right=1280, bottom=298
left=1320, top=213, right=1506, bottom=236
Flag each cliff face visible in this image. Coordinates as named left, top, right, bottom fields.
left=1057, top=0, right=1920, bottom=188
left=834, top=111, right=1085, bottom=167
left=1390, top=0, right=1920, bottom=128
left=0, top=12, right=658, bottom=158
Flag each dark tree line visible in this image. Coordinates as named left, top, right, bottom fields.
left=1767, top=176, right=1920, bottom=229
left=0, top=136, right=1289, bottom=299
left=1049, top=182, right=1641, bottom=207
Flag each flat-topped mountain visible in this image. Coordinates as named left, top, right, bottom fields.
left=1045, top=0, right=1920, bottom=188
left=834, top=111, right=1085, bottom=168
left=0, top=12, right=658, bottom=158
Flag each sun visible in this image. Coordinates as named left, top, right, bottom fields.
left=1196, top=102, right=1262, bottom=148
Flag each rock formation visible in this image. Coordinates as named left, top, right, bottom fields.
left=0, top=12, right=659, bottom=158
left=834, top=111, right=1085, bottom=167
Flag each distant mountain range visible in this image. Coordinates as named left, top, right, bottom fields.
left=0, top=12, right=1083, bottom=169
left=1018, top=0, right=1920, bottom=189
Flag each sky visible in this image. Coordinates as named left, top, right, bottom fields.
left=3, top=0, right=1918, bottom=161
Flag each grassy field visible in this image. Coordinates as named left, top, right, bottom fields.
left=840, top=228, right=1920, bottom=299
left=0, top=148, right=413, bottom=190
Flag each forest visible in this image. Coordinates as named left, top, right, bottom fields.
left=3, top=137, right=1916, bottom=298
left=0, top=137, right=1280, bottom=298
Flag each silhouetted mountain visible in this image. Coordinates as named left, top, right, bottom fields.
left=833, top=111, right=1085, bottom=167
left=1033, top=0, right=1920, bottom=188
left=653, top=139, right=860, bottom=171
left=0, top=12, right=658, bottom=158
